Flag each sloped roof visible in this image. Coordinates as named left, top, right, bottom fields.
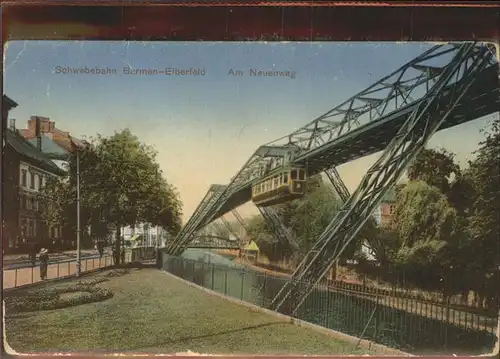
left=5, top=129, right=65, bottom=175
left=27, top=136, right=69, bottom=156
left=3, top=95, right=18, bottom=109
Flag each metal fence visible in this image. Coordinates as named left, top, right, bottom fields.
left=3, top=252, right=133, bottom=290
left=130, top=246, right=157, bottom=262
left=161, top=254, right=498, bottom=355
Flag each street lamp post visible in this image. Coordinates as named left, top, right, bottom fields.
left=76, top=150, right=81, bottom=276
left=48, top=142, right=86, bottom=277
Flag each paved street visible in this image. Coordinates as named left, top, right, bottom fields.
left=3, top=253, right=130, bottom=289
left=3, top=248, right=113, bottom=270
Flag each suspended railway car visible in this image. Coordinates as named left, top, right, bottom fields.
left=251, top=167, right=307, bottom=207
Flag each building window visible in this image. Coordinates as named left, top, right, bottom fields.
left=30, top=172, right=35, bottom=189
left=38, top=175, right=44, bottom=190
left=21, top=169, right=27, bottom=187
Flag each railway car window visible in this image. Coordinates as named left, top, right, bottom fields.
left=291, top=170, right=297, bottom=180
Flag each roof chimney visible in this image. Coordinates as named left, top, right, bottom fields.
left=35, top=116, right=42, bottom=151
left=9, top=118, right=16, bottom=130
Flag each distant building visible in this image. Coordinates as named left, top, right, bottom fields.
left=373, top=187, right=397, bottom=228
left=120, top=224, right=165, bottom=248
left=17, top=116, right=84, bottom=168
left=19, top=116, right=83, bottom=151
left=15, top=116, right=89, bottom=249
left=3, top=126, right=66, bottom=253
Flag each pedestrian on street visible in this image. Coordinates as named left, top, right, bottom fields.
left=39, top=248, right=49, bottom=280
left=98, top=240, right=104, bottom=258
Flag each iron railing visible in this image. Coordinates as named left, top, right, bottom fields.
left=3, top=252, right=133, bottom=289
left=161, top=254, right=498, bottom=355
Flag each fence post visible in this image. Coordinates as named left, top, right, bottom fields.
left=240, top=271, right=245, bottom=300
left=15, top=269, right=18, bottom=287
left=211, top=266, right=215, bottom=290
left=445, top=296, right=450, bottom=350
left=57, top=262, right=60, bottom=278
left=374, top=289, right=380, bottom=341
left=68, top=261, right=70, bottom=276
left=31, top=266, right=34, bottom=284
left=224, top=271, right=228, bottom=295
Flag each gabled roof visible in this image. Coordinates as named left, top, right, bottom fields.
left=5, top=129, right=65, bottom=176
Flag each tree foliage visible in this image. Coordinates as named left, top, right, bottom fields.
left=43, top=129, right=183, bottom=263
left=407, top=148, right=460, bottom=193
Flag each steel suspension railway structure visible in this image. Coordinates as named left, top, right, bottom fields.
left=165, top=43, right=499, bottom=316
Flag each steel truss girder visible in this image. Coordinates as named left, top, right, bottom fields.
left=269, top=43, right=493, bottom=315
left=258, top=206, right=299, bottom=251
left=188, top=235, right=240, bottom=249
left=166, top=184, right=227, bottom=255
left=265, top=43, right=496, bottom=155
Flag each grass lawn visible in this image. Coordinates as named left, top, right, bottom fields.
left=4, top=267, right=376, bottom=355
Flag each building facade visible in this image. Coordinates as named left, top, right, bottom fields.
left=373, top=187, right=397, bottom=228
left=120, top=224, right=165, bottom=247
left=4, top=128, right=66, bottom=253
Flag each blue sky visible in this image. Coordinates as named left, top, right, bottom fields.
left=4, top=41, right=498, bottom=222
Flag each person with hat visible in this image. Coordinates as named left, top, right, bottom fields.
left=39, top=248, right=49, bottom=280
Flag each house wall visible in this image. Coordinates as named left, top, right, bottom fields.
left=3, top=152, right=64, bottom=253
left=3, top=146, right=22, bottom=251
left=379, top=202, right=395, bottom=228
left=18, top=161, right=63, bottom=249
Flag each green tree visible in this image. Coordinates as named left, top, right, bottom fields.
left=461, top=118, right=500, bottom=309
left=44, top=129, right=183, bottom=264
left=390, top=180, right=463, bottom=291
left=407, top=148, right=460, bottom=193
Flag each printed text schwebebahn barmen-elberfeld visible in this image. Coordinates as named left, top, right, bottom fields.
left=54, top=66, right=206, bottom=76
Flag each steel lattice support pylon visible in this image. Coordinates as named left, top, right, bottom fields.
left=258, top=206, right=299, bottom=251
left=220, top=217, right=238, bottom=238
left=232, top=210, right=248, bottom=233
left=269, top=43, right=493, bottom=315
left=324, top=167, right=350, bottom=203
